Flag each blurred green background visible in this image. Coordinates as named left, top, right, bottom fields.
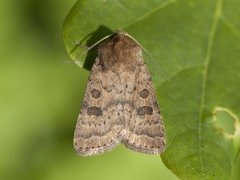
left=0, top=0, right=177, bottom=179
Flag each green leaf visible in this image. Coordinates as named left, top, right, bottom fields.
left=63, top=0, right=240, bottom=179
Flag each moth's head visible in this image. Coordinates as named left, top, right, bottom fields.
left=98, top=31, right=142, bottom=71
left=113, top=30, right=127, bottom=36
left=110, top=31, right=140, bottom=51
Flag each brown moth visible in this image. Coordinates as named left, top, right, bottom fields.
left=73, top=31, right=166, bottom=156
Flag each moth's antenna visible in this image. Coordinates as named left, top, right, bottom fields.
left=125, top=33, right=169, bottom=82
left=125, top=33, right=152, bottom=57
left=72, top=34, right=113, bottom=62
left=85, top=34, right=113, bottom=52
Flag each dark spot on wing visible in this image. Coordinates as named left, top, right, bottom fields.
left=91, top=89, right=101, bottom=99
left=137, top=106, right=153, bottom=115
left=140, top=89, right=150, bottom=99
left=87, top=106, right=102, bottom=116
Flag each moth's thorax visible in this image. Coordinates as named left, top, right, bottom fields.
left=98, top=32, right=142, bottom=72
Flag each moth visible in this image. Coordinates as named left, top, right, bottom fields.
left=73, top=31, right=166, bottom=156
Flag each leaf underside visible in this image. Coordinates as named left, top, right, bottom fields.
left=63, top=0, right=240, bottom=179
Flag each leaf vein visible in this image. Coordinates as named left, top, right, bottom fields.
left=115, top=0, right=133, bottom=15
left=123, top=0, right=177, bottom=29
left=198, top=0, right=223, bottom=175
left=221, top=16, right=240, bottom=39
left=160, top=64, right=202, bottom=86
